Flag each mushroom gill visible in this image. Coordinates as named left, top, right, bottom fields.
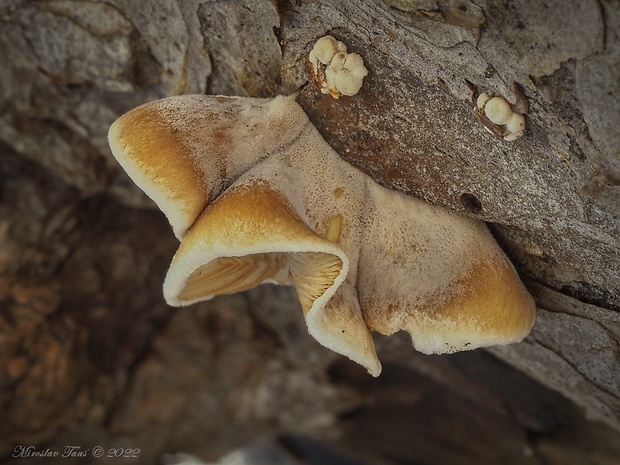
left=160, top=179, right=380, bottom=375
left=164, top=180, right=350, bottom=304
left=177, top=251, right=343, bottom=315
left=289, top=252, right=343, bottom=316
left=179, top=253, right=288, bottom=301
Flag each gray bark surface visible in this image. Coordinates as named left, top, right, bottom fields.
left=0, top=1, right=618, bottom=464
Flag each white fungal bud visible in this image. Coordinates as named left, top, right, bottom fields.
left=476, top=89, right=527, bottom=142
left=343, top=53, right=368, bottom=78
left=325, top=53, right=368, bottom=98
left=505, top=112, right=525, bottom=135
left=308, top=36, right=368, bottom=99
left=330, top=51, right=347, bottom=71
left=484, top=96, right=513, bottom=125
left=476, top=92, right=492, bottom=109
left=334, top=69, right=364, bottom=96
left=309, top=36, right=347, bottom=66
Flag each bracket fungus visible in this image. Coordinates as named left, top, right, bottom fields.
left=476, top=92, right=526, bottom=141
left=307, top=35, right=368, bottom=98
left=108, top=94, right=536, bottom=376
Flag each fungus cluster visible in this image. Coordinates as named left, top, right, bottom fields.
left=476, top=93, right=526, bottom=141
left=108, top=94, right=536, bottom=376
left=308, top=35, right=368, bottom=98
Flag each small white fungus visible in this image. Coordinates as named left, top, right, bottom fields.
left=504, top=112, right=525, bottom=135
left=476, top=92, right=492, bottom=109
left=476, top=91, right=526, bottom=142
left=484, top=96, right=513, bottom=125
left=309, top=35, right=346, bottom=67
left=308, top=36, right=368, bottom=98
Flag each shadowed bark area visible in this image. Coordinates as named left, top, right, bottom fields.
left=1, top=1, right=618, bottom=464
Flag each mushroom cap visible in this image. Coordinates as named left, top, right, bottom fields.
left=108, top=95, right=309, bottom=239
left=310, top=35, right=344, bottom=66
left=329, top=51, right=347, bottom=71
left=476, top=92, right=492, bottom=109
left=164, top=180, right=380, bottom=375
left=109, top=94, right=536, bottom=377
left=343, top=53, right=368, bottom=79
left=306, top=36, right=368, bottom=99
left=505, top=112, right=526, bottom=134
left=357, top=182, right=536, bottom=353
left=333, top=70, right=364, bottom=97
left=164, top=181, right=348, bottom=307
left=484, top=96, right=514, bottom=125
left=323, top=53, right=368, bottom=97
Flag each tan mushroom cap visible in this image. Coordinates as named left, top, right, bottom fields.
left=108, top=102, right=207, bottom=239
left=108, top=95, right=309, bottom=239
left=163, top=180, right=381, bottom=375
left=108, top=93, right=536, bottom=377
left=358, top=183, right=536, bottom=353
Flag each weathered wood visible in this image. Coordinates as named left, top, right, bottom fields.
left=0, top=0, right=618, bottom=463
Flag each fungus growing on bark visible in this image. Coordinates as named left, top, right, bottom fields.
left=475, top=91, right=527, bottom=141
left=109, top=94, right=536, bottom=376
left=307, top=36, right=368, bottom=98
left=308, top=35, right=346, bottom=68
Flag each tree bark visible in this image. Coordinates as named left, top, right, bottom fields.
left=1, top=1, right=618, bottom=464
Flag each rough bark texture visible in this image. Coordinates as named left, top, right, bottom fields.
left=0, top=0, right=618, bottom=464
